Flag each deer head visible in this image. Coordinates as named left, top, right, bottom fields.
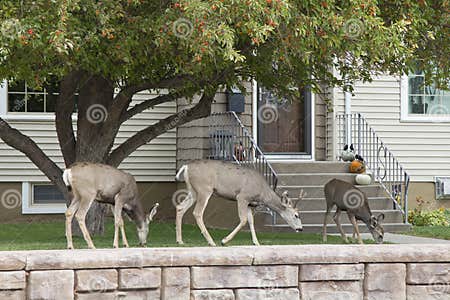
left=137, top=203, right=159, bottom=246
left=368, top=213, right=385, bottom=244
left=279, top=191, right=303, bottom=232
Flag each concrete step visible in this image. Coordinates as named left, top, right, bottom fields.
left=295, top=197, right=394, bottom=211
left=266, top=223, right=411, bottom=234
left=272, top=162, right=351, bottom=174
left=278, top=173, right=356, bottom=185
left=279, top=185, right=387, bottom=198
left=267, top=210, right=404, bottom=225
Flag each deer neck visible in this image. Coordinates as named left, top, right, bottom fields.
left=124, top=201, right=146, bottom=229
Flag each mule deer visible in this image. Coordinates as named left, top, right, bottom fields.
left=323, top=178, right=384, bottom=244
left=174, top=160, right=303, bottom=246
left=63, top=162, right=159, bottom=249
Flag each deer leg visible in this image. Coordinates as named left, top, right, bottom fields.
left=348, top=214, right=363, bottom=244
left=322, top=206, right=332, bottom=243
left=113, top=198, right=125, bottom=248
left=176, top=191, right=196, bottom=244
left=221, top=197, right=249, bottom=245
left=75, top=197, right=96, bottom=249
left=247, top=207, right=260, bottom=246
left=65, top=195, right=80, bottom=250
left=120, top=223, right=129, bottom=248
left=333, top=209, right=348, bottom=243
left=192, top=190, right=216, bottom=246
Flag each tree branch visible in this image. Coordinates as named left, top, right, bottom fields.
left=55, top=70, right=86, bottom=167
left=107, top=88, right=217, bottom=167
left=120, top=93, right=178, bottom=123
left=0, top=119, right=67, bottom=197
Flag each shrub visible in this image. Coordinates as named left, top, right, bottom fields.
left=408, top=197, right=449, bottom=226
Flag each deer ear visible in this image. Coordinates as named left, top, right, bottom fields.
left=146, top=203, right=159, bottom=223
left=377, top=213, right=385, bottom=222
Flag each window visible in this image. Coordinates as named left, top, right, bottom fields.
left=0, top=79, right=78, bottom=119
left=7, top=80, right=60, bottom=113
left=21, top=183, right=66, bottom=214
left=401, top=72, right=450, bottom=122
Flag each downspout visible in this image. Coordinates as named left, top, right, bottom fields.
left=344, top=83, right=352, bottom=146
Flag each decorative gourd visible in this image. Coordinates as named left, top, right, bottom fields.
left=340, top=144, right=355, bottom=162
left=350, top=159, right=366, bottom=174
left=355, top=174, right=372, bottom=185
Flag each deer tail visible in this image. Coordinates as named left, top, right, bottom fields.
left=62, top=169, right=72, bottom=192
left=175, top=165, right=188, bottom=182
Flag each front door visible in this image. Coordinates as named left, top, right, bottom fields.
left=257, top=86, right=312, bottom=156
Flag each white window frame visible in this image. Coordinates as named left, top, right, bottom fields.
left=21, top=182, right=67, bottom=214
left=400, top=75, right=450, bottom=123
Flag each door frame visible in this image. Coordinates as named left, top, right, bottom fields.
left=252, top=80, right=315, bottom=161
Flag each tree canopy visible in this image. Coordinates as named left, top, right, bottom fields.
left=1, top=0, right=448, bottom=96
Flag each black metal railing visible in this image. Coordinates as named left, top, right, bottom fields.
left=208, top=111, right=278, bottom=190
left=336, top=113, right=410, bottom=222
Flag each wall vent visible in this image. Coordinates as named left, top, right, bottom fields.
left=435, top=177, right=450, bottom=200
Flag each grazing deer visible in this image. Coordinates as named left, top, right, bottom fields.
left=323, top=178, right=385, bottom=244
left=63, top=162, right=159, bottom=249
left=174, top=160, right=303, bottom=246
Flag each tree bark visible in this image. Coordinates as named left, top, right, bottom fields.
left=55, top=70, right=87, bottom=167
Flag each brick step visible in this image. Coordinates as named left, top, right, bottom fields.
left=294, top=197, right=394, bottom=211
left=271, top=162, right=351, bottom=174
left=279, top=185, right=387, bottom=198
left=265, top=223, right=411, bottom=234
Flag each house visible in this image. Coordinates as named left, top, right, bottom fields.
left=0, top=74, right=448, bottom=231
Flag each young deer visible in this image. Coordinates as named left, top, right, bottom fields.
left=175, top=160, right=303, bottom=246
left=323, top=178, right=385, bottom=244
left=63, top=162, right=159, bottom=249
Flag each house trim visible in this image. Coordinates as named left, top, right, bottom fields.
left=21, top=182, right=67, bottom=214
left=400, top=75, right=450, bottom=123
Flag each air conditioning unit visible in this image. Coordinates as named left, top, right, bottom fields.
left=435, top=177, right=450, bottom=200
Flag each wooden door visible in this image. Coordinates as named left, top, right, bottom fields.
left=258, top=88, right=307, bottom=154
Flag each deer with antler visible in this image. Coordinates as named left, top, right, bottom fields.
left=63, top=162, right=159, bottom=249
left=174, top=160, right=303, bottom=246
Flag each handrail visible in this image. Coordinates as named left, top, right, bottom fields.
left=336, top=113, right=410, bottom=223
left=207, top=111, right=278, bottom=190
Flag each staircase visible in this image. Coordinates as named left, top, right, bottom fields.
left=207, top=111, right=411, bottom=234
left=266, top=161, right=411, bottom=233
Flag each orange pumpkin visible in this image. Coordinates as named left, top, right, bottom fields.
left=349, top=160, right=366, bottom=174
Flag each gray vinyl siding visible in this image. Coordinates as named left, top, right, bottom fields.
left=0, top=91, right=177, bottom=182
left=331, top=75, right=450, bottom=182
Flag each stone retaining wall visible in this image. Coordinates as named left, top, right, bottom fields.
left=0, top=245, right=449, bottom=300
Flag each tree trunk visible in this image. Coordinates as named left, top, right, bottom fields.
left=70, top=75, right=118, bottom=236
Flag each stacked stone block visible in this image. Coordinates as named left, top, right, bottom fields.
left=0, top=245, right=448, bottom=299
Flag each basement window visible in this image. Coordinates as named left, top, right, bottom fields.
left=21, top=182, right=67, bottom=214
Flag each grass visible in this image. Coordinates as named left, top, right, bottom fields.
left=401, top=226, right=450, bottom=240
left=400, top=209, right=450, bottom=240
left=0, top=220, right=373, bottom=251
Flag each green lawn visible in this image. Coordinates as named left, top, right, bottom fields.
left=0, top=220, right=373, bottom=251
left=401, top=226, right=450, bottom=240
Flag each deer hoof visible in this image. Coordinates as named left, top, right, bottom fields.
left=67, top=246, right=74, bottom=250
left=220, top=240, right=226, bottom=246
left=177, top=240, right=184, bottom=245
